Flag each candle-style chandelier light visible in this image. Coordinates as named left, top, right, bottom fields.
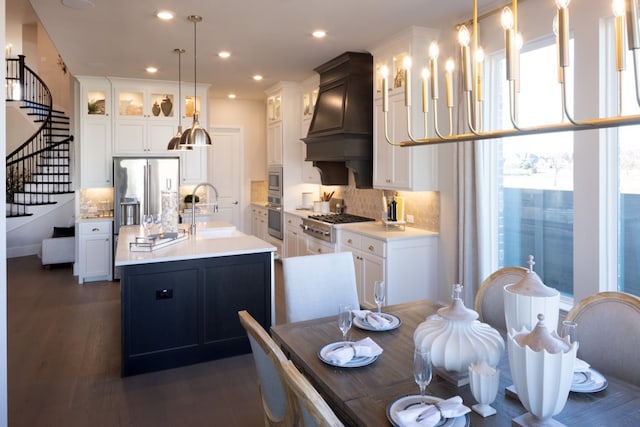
left=382, top=0, right=640, bottom=147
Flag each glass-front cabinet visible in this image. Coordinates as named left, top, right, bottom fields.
left=371, top=26, right=440, bottom=191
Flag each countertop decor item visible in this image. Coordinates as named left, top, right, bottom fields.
left=508, top=313, right=577, bottom=427
left=504, top=255, right=559, bottom=333
left=414, top=284, right=505, bottom=385
left=469, top=360, right=500, bottom=417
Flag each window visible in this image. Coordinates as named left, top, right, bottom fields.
left=617, top=49, right=640, bottom=296
left=489, top=37, right=575, bottom=297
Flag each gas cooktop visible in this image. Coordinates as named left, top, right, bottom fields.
left=307, top=213, right=376, bottom=224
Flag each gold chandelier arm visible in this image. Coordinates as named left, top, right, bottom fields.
left=448, top=107, right=454, bottom=136
left=465, top=92, right=482, bottom=136
left=383, top=111, right=403, bottom=146
left=633, top=50, right=640, bottom=108
left=394, top=113, right=640, bottom=146
left=432, top=98, right=449, bottom=140
left=406, top=106, right=421, bottom=142
left=561, top=79, right=590, bottom=127
left=508, top=81, right=524, bottom=131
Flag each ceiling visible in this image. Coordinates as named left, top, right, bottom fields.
left=14, top=0, right=498, bottom=100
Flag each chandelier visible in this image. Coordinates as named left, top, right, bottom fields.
left=382, top=0, right=640, bottom=147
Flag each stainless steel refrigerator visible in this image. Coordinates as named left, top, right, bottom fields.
left=113, top=156, right=180, bottom=278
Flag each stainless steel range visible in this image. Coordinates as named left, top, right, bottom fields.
left=301, top=213, right=375, bottom=243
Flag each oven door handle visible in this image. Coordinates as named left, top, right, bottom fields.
left=268, top=204, right=282, bottom=210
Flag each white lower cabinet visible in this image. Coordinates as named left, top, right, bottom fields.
left=338, top=228, right=437, bottom=309
left=284, top=213, right=305, bottom=258
left=78, top=220, right=112, bottom=284
left=251, top=205, right=268, bottom=241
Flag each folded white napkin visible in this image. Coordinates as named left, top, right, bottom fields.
left=396, top=396, right=470, bottom=427
left=352, top=310, right=392, bottom=329
left=325, top=337, right=383, bottom=365
left=574, top=358, right=591, bottom=372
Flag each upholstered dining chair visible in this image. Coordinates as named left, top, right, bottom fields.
left=281, top=360, right=344, bottom=427
left=282, top=252, right=360, bottom=323
left=238, top=310, right=296, bottom=427
left=565, top=291, right=640, bottom=386
left=474, top=266, right=528, bottom=331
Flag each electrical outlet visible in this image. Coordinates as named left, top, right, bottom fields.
left=406, top=214, right=414, bottom=224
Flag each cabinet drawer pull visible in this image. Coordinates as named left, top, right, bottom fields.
left=156, top=289, right=173, bottom=300
left=347, top=238, right=353, bottom=244
left=92, top=227, right=100, bottom=232
left=368, top=245, right=375, bottom=251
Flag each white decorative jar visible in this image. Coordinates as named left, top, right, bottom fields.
left=161, top=190, right=179, bottom=233
left=414, top=284, right=505, bottom=373
left=469, top=360, right=500, bottom=417
left=508, top=313, right=577, bottom=427
left=504, top=255, right=559, bottom=333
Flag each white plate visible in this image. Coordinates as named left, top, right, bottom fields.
left=318, top=341, right=378, bottom=368
left=387, top=395, right=470, bottom=427
left=353, top=312, right=402, bottom=331
left=570, top=368, right=608, bottom=393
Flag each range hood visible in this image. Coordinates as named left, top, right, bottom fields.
left=302, top=52, right=373, bottom=188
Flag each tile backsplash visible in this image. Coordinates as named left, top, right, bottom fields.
left=79, top=187, right=114, bottom=218
left=321, top=180, right=440, bottom=233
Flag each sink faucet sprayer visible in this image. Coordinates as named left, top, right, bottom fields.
left=190, top=182, right=219, bottom=235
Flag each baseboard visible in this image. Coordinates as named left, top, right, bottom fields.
left=7, top=243, right=41, bottom=258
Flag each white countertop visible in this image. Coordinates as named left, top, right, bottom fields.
left=338, top=221, right=438, bottom=241
left=115, top=221, right=276, bottom=267
left=77, top=216, right=113, bottom=223
left=284, top=210, right=438, bottom=241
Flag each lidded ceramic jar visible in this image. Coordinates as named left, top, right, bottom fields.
left=504, top=255, right=559, bottom=333
left=508, top=313, right=577, bottom=425
left=414, top=284, right=505, bottom=373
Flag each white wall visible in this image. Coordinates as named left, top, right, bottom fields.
left=1, top=0, right=9, bottom=422
left=209, top=98, right=266, bottom=233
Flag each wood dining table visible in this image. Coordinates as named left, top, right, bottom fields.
left=271, top=300, right=640, bottom=426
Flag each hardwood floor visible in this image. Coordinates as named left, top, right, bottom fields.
left=7, top=256, right=268, bottom=426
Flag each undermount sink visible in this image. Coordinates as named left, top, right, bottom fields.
left=196, top=226, right=240, bottom=239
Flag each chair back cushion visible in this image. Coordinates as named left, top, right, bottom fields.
left=282, top=252, right=360, bottom=323
left=566, top=292, right=640, bottom=386
left=475, top=266, right=528, bottom=331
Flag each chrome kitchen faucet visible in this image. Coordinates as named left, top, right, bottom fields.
left=190, top=182, right=219, bottom=235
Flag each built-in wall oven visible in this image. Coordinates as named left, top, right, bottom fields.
left=267, top=165, right=283, bottom=240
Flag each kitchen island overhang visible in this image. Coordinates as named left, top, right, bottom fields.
left=115, top=223, right=276, bottom=377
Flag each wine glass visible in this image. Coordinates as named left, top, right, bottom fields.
left=374, top=280, right=386, bottom=314
left=561, top=320, right=578, bottom=344
left=142, top=214, right=154, bottom=236
left=413, top=348, right=433, bottom=403
left=338, top=304, right=353, bottom=342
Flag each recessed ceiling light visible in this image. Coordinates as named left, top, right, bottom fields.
left=253, top=75, right=263, bottom=81
left=61, top=0, right=94, bottom=9
left=312, top=30, right=327, bottom=39
left=228, top=94, right=237, bottom=99
left=218, top=51, right=231, bottom=59
left=156, top=10, right=175, bottom=20
left=146, top=66, right=158, bottom=73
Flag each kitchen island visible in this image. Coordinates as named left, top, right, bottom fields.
left=115, top=222, right=276, bottom=376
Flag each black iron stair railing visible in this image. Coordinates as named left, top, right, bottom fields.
left=6, top=55, right=74, bottom=218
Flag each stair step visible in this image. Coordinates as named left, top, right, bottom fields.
left=30, top=174, right=71, bottom=184
left=23, top=182, right=72, bottom=193
left=11, top=193, right=59, bottom=204
left=39, top=158, right=69, bottom=166
left=36, top=165, right=69, bottom=174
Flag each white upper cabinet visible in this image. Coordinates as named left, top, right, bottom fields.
left=371, top=26, right=440, bottom=191
left=112, top=79, right=179, bottom=154
left=300, top=75, right=321, bottom=184
left=76, top=76, right=112, bottom=188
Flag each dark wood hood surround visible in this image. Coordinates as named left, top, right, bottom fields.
left=302, top=52, right=373, bottom=188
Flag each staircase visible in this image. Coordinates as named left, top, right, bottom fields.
left=6, top=55, right=74, bottom=218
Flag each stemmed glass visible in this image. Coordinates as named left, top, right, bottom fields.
left=142, top=214, right=154, bottom=236
left=561, top=320, right=578, bottom=344
left=374, top=280, right=386, bottom=314
left=338, top=304, right=353, bottom=342
left=413, top=348, right=433, bottom=403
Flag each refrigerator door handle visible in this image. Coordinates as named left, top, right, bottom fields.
left=143, top=164, right=149, bottom=215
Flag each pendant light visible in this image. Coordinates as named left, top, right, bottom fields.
left=167, top=48, right=191, bottom=150
left=179, top=15, right=212, bottom=148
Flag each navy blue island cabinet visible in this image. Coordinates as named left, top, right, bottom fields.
left=120, top=252, right=272, bottom=376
